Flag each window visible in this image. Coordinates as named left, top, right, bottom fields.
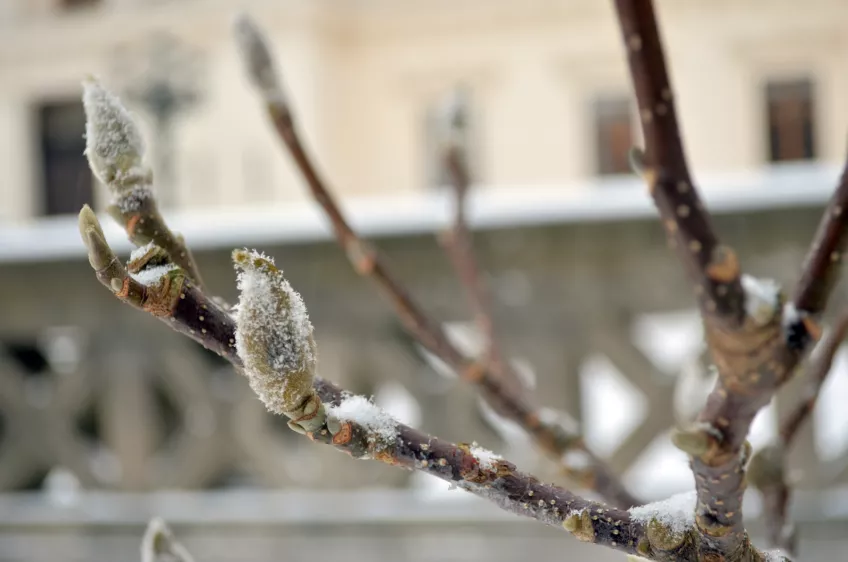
left=37, top=100, right=93, bottom=216
left=422, top=88, right=477, bottom=189
left=765, top=78, right=815, bottom=162
left=593, top=96, right=634, bottom=176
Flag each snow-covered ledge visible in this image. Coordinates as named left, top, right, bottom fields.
left=0, top=162, right=841, bottom=264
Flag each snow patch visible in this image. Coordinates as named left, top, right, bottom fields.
left=130, top=264, right=177, bottom=286
left=469, top=442, right=501, bottom=469
left=129, top=241, right=156, bottom=263
left=741, top=274, right=781, bottom=326
left=327, top=394, right=399, bottom=444
left=629, top=490, right=696, bottom=534
left=561, top=449, right=592, bottom=471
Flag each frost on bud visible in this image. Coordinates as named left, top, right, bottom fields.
left=82, top=79, right=152, bottom=210
left=233, top=249, right=324, bottom=432
left=232, top=13, right=287, bottom=107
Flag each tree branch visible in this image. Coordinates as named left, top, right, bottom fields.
left=791, top=154, right=848, bottom=316
left=232, top=14, right=638, bottom=509
left=614, top=1, right=744, bottom=326
left=749, top=307, right=848, bottom=554
left=614, top=1, right=823, bottom=557
left=438, top=91, right=524, bottom=398
left=79, top=207, right=790, bottom=562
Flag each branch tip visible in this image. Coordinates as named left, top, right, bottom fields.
left=78, top=206, right=116, bottom=271
left=81, top=79, right=147, bottom=188
left=232, top=12, right=287, bottom=107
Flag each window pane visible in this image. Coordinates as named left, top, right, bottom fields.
left=593, top=96, right=633, bottom=176
left=38, top=101, right=93, bottom=216
left=766, top=78, right=815, bottom=162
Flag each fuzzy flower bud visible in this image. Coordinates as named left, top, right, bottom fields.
left=82, top=78, right=152, bottom=211
left=233, top=249, right=324, bottom=432
left=232, top=13, right=287, bottom=107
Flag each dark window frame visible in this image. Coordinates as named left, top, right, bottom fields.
left=765, top=77, right=816, bottom=163
left=35, top=99, right=94, bottom=216
left=592, top=95, right=635, bottom=176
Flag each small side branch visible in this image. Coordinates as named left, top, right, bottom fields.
left=791, top=154, right=848, bottom=316
left=614, top=1, right=744, bottom=325
left=232, top=13, right=638, bottom=509
left=750, top=307, right=848, bottom=554
left=439, top=91, right=524, bottom=398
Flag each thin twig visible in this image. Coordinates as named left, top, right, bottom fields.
left=439, top=92, right=524, bottom=398
left=791, top=155, right=848, bottom=316
left=233, top=14, right=638, bottom=509
left=750, top=307, right=848, bottom=554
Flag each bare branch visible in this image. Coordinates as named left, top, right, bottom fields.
left=749, top=307, right=848, bottom=554
left=438, top=90, right=524, bottom=398
left=78, top=222, right=790, bottom=561
left=791, top=155, right=848, bottom=316
left=614, top=4, right=744, bottom=326
left=233, top=13, right=638, bottom=509
left=613, top=2, right=819, bottom=556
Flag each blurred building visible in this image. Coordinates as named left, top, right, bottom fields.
left=1, top=1, right=848, bottom=560
left=0, top=0, right=847, bottom=218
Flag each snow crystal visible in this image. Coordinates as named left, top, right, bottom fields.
left=82, top=80, right=145, bottom=183
left=782, top=302, right=801, bottom=327
left=130, top=264, right=177, bottom=286
left=115, top=183, right=153, bottom=213
left=129, top=241, right=156, bottom=263
left=469, top=442, right=501, bottom=470
left=629, top=490, right=696, bottom=534
left=763, top=548, right=791, bottom=562
left=327, top=394, right=399, bottom=444
left=561, top=449, right=592, bottom=471
left=741, top=274, right=781, bottom=326
left=234, top=250, right=315, bottom=378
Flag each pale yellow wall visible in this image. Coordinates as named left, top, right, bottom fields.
left=1, top=0, right=847, bottom=220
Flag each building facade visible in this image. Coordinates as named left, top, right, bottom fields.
left=0, top=0, right=847, bottom=220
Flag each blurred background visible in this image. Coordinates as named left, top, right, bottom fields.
left=1, top=0, right=848, bottom=560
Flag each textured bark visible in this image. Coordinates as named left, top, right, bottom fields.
left=614, top=0, right=745, bottom=326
